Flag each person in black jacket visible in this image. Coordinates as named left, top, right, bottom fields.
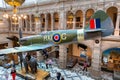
left=57, top=72, right=61, bottom=80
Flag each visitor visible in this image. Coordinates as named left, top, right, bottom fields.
left=57, top=72, right=61, bottom=80
left=43, top=49, right=48, bottom=59
left=4, top=70, right=9, bottom=80
left=23, top=53, right=29, bottom=73
left=11, top=59, right=15, bottom=68
left=45, top=59, right=49, bottom=69
left=47, top=59, right=53, bottom=68
left=18, top=53, right=23, bottom=68
left=11, top=67, right=16, bottom=80
left=83, top=61, right=88, bottom=71
left=26, top=53, right=31, bottom=61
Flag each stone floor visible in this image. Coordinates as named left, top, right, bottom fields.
left=0, top=58, right=114, bottom=80
left=0, top=67, right=23, bottom=80
left=37, top=58, right=94, bottom=80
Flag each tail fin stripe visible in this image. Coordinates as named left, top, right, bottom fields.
left=96, top=18, right=101, bottom=29
left=90, top=18, right=101, bottom=29
left=90, top=19, right=95, bottom=29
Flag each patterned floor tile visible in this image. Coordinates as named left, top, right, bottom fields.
left=0, top=59, right=96, bottom=80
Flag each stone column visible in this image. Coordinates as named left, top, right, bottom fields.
left=59, top=45, right=67, bottom=68
left=59, top=11, right=67, bottom=30
left=39, top=15, right=42, bottom=32
left=29, top=14, right=32, bottom=32
left=10, top=17, right=12, bottom=31
left=35, top=15, right=41, bottom=34
left=51, top=13, right=54, bottom=31
left=58, top=10, right=67, bottom=68
left=91, top=32, right=102, bottom=77
left=25, top=19, right=27, bottom=32
left=82, top=11, right=86, bottom=28
left=18, top=18, right=22, bottom=35
left=114, top=11, right=120, bottom=36
left=45, top=13, right=48, bottom=31
left=73, top=13, right=76, bottom=29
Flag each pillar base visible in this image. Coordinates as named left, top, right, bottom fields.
left=114, top=29, right=119, bottom=36
left=89, top=69, right=101, bottom=79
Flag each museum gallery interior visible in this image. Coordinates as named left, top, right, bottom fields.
left=0, top=0, right=120, bottom=80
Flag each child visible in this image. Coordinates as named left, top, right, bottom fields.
left=11, top=67, right=16, bottom=80
left=83, top=61, right=88, bottom=71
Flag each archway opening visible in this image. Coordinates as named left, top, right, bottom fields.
left=66, top=11, right=74, bottom=29
left=47, top=13, right=51, bottom=31
left=54, top=12, right=59, bottom=30
left=101, top=48, right=120, bottom=72
left=30, top=15, right=35, bottom=31
left=40, top=14, right=45, bottom=31
left=85, top=9, right=94, bottom=25
left=107, top=6, right=118, bottom=28
left=75, top=10, right=83, bottom=29
left=67, top=43, right=92, bottom=68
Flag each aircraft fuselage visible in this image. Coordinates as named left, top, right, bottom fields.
left=20, top=29, right=84, bottom=46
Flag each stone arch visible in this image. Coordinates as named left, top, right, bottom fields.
left=85, top=9, right=94, bottom=25
left=31, top=14, right=35, bottom=31
left=105, top=3, right=118, bottom=12
left=101, top=47, right=120, bottom=71
left=40, top=14, right=45, bottom=31
left=54, top=12, right=59, bottom=30
left=26, top=15, right=30, bottom=31
left=47, top=13, right=51, bottom=31
left=66, top=11, right=74, bottom=29
left=101, top=41, right=120, bottom=53
left=75, top=10, right=83, bottom=29
left=106, top=6, right=118, bottom=28
left=67, top=43, right=92, bottom=66
left=70, top=43, right=92, bottom=64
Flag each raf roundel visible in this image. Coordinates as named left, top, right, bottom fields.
left=53, top=34, right=61, bottom=43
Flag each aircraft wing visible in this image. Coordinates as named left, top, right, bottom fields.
left=0, top=44, right=53, bottom=54
left=85, top=29, right=105, bottom=33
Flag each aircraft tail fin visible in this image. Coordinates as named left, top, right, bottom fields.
left=85, top=10, right=114, bottom=37
left=85, top=18, right=103, bottom=32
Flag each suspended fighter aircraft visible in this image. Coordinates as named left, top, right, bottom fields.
left=0, top=10, right=114, bottom=54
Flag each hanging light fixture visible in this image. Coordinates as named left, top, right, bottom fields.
left=3, top=0, right=27, bottom=21
left=4, top=0, right=25, bottom=6
left=4, top=0, right=25, bottom=14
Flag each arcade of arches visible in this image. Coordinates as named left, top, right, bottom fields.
left=0, top=0, right=120, bottom=78
left=4, top=7, right=118, bottom=33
